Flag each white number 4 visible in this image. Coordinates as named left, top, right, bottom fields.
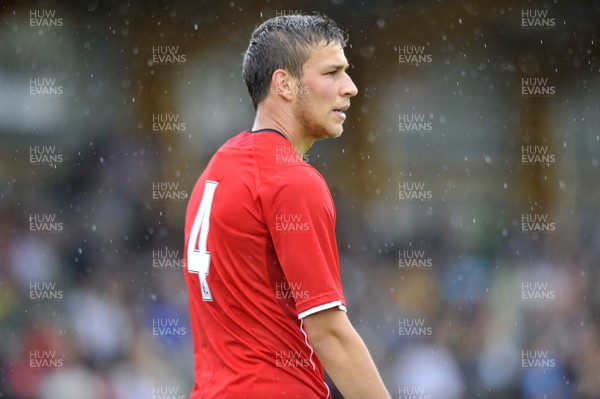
left=187, top=180, right=218, bottom=301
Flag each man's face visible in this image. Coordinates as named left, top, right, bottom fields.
left=292, top=42, right=358, bottom=140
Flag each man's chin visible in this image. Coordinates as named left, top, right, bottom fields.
left=331, top=125, right=344, bottom=138
left=331, top=128, right=343, bottom=138
left=306, top=122, right=344, bottom=140
left=315, top=130, right=342, bottom=141
left=321, top=125, right=344, bottom=139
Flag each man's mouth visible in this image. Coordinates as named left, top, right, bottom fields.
left=333, top=105, right=350, bottom=120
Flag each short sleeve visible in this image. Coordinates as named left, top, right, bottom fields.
left=260, top=166, right=346, bottom=319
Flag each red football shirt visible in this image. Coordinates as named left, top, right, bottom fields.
left=184, top=129, right=346, bottom=399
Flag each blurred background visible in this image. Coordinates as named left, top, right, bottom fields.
left=1, top=0, right=599, bottom=398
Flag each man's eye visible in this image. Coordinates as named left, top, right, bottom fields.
left=327, top=71, right=337, bottom=75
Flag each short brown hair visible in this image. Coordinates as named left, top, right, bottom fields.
left=242, top=14, right=346, bottom=109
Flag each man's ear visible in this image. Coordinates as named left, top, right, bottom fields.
left=271, top=69, right=296, bottom=101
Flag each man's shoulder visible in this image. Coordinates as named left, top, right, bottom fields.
left=259, top=161, right=330, bottom=204
left=217, top=130, right=293, bottom=158
left=215, top=130, right=329, bottom=193
left=219, top=130, right=255, bottom=149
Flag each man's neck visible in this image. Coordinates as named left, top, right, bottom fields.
left=252, top=107, right=313, bottom=158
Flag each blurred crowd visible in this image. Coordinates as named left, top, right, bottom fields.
left=1, top=128, right=599, bottom=399
left=1, top=132, right=193, bottom=399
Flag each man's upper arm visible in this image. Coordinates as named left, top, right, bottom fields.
left=302, top=307, right=352, bottom=341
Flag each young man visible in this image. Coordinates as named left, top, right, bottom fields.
left=184, top=14, right=391, bottom=399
